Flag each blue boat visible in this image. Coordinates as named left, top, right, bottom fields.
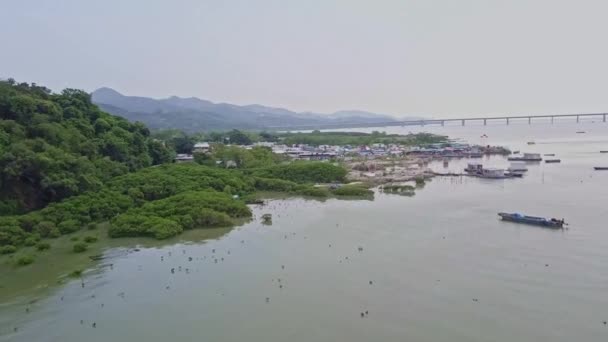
left=498, top=212, right=564, bottom=228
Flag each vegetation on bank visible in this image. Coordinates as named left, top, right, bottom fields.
left=1, top=161, right=351, bottom=254
left=151, top=128, right=448, bottom=154
left=0, top=79, right=173, bottom=215
left=2, top=80, right=444, bottom=266
left=279, top=130, right=447, bottom=146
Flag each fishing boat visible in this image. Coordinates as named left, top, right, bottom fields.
left=527, top=142, right=536, bottom=145
left=545, top=159, right=561, bottom=163
left=464, top=163, right=508, bottom=178
left=508, top=153, right=542, bottom=162
left=576, top=131, right=586, bottom=134
left=505, top=171, right=524, bottom=178
left=594, top=167, right=608, bottom=170
left=498, top=212, right=565, bottom=228
left=508, top=161, right=528, bottom=172
left=544, top=153, right=555, bottom=156
left=600, top=151, right=608, bottom=153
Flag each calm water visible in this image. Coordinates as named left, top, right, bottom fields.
left=2, top=122, right=608, bottom=342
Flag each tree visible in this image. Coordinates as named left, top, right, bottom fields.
left=227, top=129, right=252, bottom=145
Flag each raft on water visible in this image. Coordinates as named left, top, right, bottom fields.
left=498, top=212, right=564, bottom=228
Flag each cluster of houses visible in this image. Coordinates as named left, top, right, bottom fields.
left=174, top=141, right=508, bottom=163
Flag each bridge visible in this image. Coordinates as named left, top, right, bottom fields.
left=267, top=112, right=608, bottom=131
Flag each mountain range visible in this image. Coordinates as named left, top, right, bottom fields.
left=91, top=87, right=410, bottom=132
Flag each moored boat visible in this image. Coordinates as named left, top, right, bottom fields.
left=508, top=153, right=542, bottom=162
left=498, top=212, right=565, bottom=228
left=505, top=171, right=524, bottom=177
left=600, top=151, right=608, bottom=153
left=545, top=159, right=561, bottom=163
left=508, top=161, right=528, bottom=172
left=594, top=167, right=608, bottom=170
left=464, top=163, right=508, bottom=178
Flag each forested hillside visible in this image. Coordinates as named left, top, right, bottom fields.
left=0, top=79, right=173, bottom=214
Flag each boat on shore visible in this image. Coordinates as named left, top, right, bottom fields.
left=594, top=167, right=608, bottom=170
left=498, top=212, right=565, bottom=228
left=508, top=153, right=542, bottom=162
left=545, top=159, right=561, bottom=163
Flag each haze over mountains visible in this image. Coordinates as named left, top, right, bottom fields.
left=92, top=87, right=411, bottom=132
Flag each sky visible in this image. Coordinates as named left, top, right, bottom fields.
left=1, top=0, right=608, bottom=118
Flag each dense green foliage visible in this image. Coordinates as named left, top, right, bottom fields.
left=152, top=128, right=445, bottom=151
left=206, top=145, right=286, bottom=169
left=15, top=254, right=34, bottom=266
left=331, top=185, right=374, bottom=197
left=0, top=80, right=173, bottom=214
left=0, top=245, right=17, bottom=254
left=83, top=236, right=98, bottom=243
left=35, top=242, right=50, bottom=251
left=110, top=191, right=248, bottom=239
left=278, top=131, right=447, bottom=146
left=72, top=242, right=87, bottom=253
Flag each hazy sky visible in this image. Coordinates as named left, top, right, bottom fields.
left=2, top=0, right=608, bottom=118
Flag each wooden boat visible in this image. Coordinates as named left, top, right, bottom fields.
left=498, top=212, right=564, bottom=228
left=545, top=159, right=561, bottom=163
left=594, top=167, right=608, bottom=170
left=505, top=171, right=524, bottom=178
left=508, top=153, right=542, bottom=162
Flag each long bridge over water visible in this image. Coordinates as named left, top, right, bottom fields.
left=269, top=112, right=608, bottom=131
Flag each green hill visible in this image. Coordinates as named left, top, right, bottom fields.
left=0, top=79, right=174, bottom=214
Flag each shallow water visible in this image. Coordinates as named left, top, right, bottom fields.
left=2, top=121, right=608, bottom=342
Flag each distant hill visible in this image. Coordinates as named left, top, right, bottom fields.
left=92, top=88, right=413, bottom=132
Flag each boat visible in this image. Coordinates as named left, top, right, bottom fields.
left=545, top=159, right=561, bottom=163
left=498, top=212, right=565, bottom=228
left=508, top=161, right=528, bottom=172
left=594, top=167, right=608, bottom=170
left=505, top=171, right=524, bottom=178
left=464, top=163, right=507, bottom=178
left=508, top=153, right=542, bottom=162
left=480, top=168, right=507, bottom=179
left=576, top=131, right=586, bottom=134
left=512, top=150, right=520, bottom=154
left=544, top=153, right=555, bottom=156
left=600, top=151, right=608, bottom=153
left=527, top=142, right=536, bottom=145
